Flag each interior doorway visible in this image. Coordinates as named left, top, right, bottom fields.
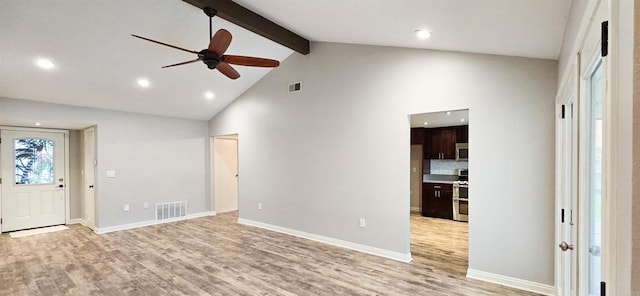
left=213, top=135, right=239, bottom=214
left=408, top=110, right=470, bottom=272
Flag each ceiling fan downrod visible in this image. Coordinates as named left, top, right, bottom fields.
left=203, top=7, right=218, bottom=40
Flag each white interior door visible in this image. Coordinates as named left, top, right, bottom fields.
left=214, top=137, right=238, bottom=213
left=557, top=96, right=578, bottom=296
left=83, top=127, right=96, bottom=229
left=0, top=130, right=66, bottom=232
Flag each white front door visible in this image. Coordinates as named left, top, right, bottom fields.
left=0, top=130, right=66, bottom=232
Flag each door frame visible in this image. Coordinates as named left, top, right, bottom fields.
left=554, top=0, right=619, bottom=293
left=0, top=126, right=71, bottom=229
left=554, top=56, right=579, bottom=296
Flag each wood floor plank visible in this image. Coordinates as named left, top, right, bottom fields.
left=0, top=212, right=541, bottom=295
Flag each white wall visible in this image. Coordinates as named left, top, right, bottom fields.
left=558, top=0, right=589, bottom=83
left=209, top=42, right=557, bottom=285
left=0, top=97, right=210, bottom=228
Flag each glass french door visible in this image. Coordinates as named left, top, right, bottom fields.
left=585, top=59, right=603, bottom=296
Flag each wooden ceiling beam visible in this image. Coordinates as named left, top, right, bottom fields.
left=183, top=0, right=310, bottom=55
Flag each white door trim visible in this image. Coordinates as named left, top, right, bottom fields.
left=0, top=127, right=71, bottom=228
left=554, top=0, right=620, bottom=294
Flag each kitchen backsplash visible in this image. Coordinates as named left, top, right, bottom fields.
left=430, top=159, right=468, bottom=175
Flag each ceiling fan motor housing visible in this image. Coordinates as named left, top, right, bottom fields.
left=199, top=49, right=220, bottom=69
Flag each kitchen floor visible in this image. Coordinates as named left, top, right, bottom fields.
left=410, top=213, right=469, bottom=276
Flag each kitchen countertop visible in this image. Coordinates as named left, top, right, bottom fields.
left=423, top=174, right=459, bottom=184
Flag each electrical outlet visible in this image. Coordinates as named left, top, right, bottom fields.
left=359, top=218, right=366, bottom=228
left=106, top=170, right=116, bottom=178
left=124, top=204, right=130, bottom=211
left=143, top=202, right=148, bottom=209
left=258, top=202, right=262, bottom=210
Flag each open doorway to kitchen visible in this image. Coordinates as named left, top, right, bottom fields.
left=409, top=109, right=469, bottom=274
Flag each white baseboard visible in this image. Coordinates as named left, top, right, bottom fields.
left=95, top=211, right=216, bottom=234
left=410, top=207, right=420, bottom=213
left=237, top=218, right=412, bottom=263
left=467, top=269, right=556, bottom=296
left=68, top=218, right=85, bottom=225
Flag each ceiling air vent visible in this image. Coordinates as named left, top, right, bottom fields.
left=288, top=82, right=302, bottom=93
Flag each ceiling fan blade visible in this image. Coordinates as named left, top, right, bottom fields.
left=222, top=55, right=280, bottom=67
left=161, top=59, right=201, bottom=69
left=131, top=34, right=198, bottom=54
left=208, top=29, right=232, bottom=56
left=216, top=62, right=240, bottom=80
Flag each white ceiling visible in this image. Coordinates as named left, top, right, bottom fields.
left=235, top=0, right=571, bottom=59
left=0, top=1, right=293, bottom=120
left=1, top=0, right=570, bottom=122
left=411, top=109, right=469, bottom=128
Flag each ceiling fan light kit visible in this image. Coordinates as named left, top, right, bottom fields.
left=131, top=7, right=280, bottom=80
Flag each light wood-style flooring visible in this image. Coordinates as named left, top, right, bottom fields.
left=0, top=212, right=540, bottom=295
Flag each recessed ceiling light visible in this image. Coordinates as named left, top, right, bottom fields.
left=137, top=78, right=150, bottom=88
left=415, top=30, right=432, bottom=39
left=460, top=118, right=466, bottom=122
left=204, top=91, right=215, bottom=100
left=35, top=58, right=55, bottom=70
left=423, top=122, right=428, bottom=125
left=446, top=111, right=452, bottom=115
left=34, top=122, right=42, bottom=126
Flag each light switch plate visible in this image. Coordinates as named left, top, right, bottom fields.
left=106, top=170, right=116, bottom=178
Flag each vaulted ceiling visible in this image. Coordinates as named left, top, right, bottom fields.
left=0, top=0, right=571, bottom=121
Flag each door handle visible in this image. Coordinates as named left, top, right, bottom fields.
left=559, top=241, right=574, bottom=251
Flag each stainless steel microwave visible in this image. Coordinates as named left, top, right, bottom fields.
left=456, top=143, right=468, bottom=161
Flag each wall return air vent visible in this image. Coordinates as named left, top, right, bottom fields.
left=156, top=201, right=187, bottom=220
left=288, top=81, right=302, bottom=93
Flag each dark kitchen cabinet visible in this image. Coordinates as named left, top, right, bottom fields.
left=425, top=128, right=458, bottom=159
left=410, top=128, right=425, bottom=145
left=457, top=125, right=469, bottom=143
left=424, top=125, right=468, bottom=159
left=421, top=183, right=453, bottom=219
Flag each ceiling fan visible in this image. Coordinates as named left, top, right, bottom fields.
left=131, top=7, right=280, bottom=80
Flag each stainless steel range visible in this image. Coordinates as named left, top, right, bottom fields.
left=453, top=178, right=469, bottom=222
